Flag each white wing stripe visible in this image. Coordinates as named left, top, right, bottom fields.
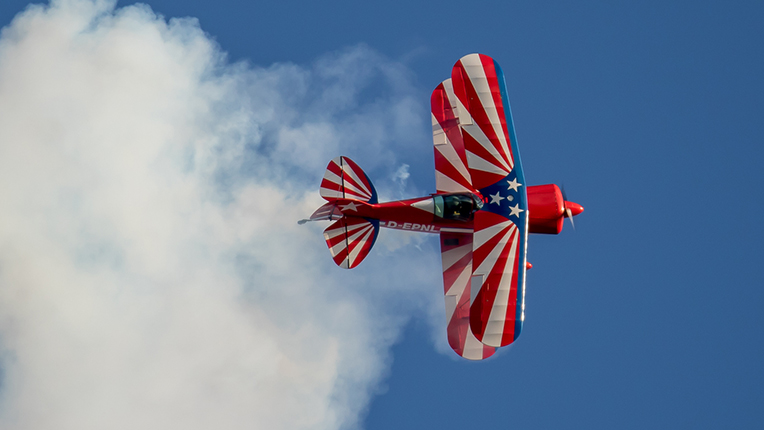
left=473, top=219, right=513, bottom=252
left=482, top=232, right=519, bottom=347
left=434, top=137, right=471, bottom=183
left=443, top=79, right=458, bottom=111
left=444, top=262, right=472, bottom=325
left=473, top=224, right=515, bottom=277
left=441, top=242, right=472, bottom=271
left=465, top=151, right=510, bottom=176
left=435, top=172, right=470, bottom=194
left=461, top=56, right=512, bottom=169
left=462, top=126, right=510, bottom=173
left=462, top=332, right=487, bottom=360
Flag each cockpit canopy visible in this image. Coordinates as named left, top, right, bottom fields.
left=433, top=193, right=484, bottom=222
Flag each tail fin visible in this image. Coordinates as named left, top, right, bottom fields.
left=320, top=156, right=378, bottom=203
left=314, top=156, right=379, bottom=268
left=323, top=217, right=379, bottom=269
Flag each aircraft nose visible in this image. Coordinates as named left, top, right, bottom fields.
left=564, top=201, right=584, bottom=217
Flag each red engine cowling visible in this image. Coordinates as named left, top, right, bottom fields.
left=528, top=184, right=565, bottom=234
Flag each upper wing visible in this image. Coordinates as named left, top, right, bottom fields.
left=451, top=53, right=529, bottom=348
left=451, top=54, right=517, bottom=190
left=440, top=232, right=495, bottom=360
left=431, top=79, right=474, bottom=194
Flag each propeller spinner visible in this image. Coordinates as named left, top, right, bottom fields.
left=560, top=185, right=584, bottom=230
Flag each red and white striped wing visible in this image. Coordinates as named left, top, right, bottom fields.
left=431, top=79, right=474, bottom=194
left=440, top=232, right=495, bottom=360
left=451, top=54, right=514, bottom=190
left=320, top=156, right=377, bottom=203
left=469, top=211, right=524, bottom=347
left=323, top=217, right=379, bottom=269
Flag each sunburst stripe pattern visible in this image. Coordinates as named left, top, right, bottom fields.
left=469, top=211, right=521, bottom=347
left=320, top=156, right=377, bottom=203
left=323, top=217, right=379, bottom=269
left=451, top=54, right=515, bottom=190
left=431, top=80, right=473, bottom=194
left=440, top=232, right=495, bottom=360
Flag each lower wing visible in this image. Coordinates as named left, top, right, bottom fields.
left=469, top=211, right=527, bottom=347
left=440, top=232, right=495, bottom=360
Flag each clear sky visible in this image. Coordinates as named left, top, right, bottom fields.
left=0, top=0, right=762, bottom=429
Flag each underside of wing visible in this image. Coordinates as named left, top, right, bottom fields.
left=431, top=79, right=474, bottom=194
left=451, top=53, right=518, bottom=190
left=323, top=217, right=379, bottom=269
left=440, top=232, right=495, bottom=360
left=450, top=54, right=529, bottom=348
left=469, top=211, right=526, bottom=347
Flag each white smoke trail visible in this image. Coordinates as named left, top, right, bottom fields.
left=0, top=1, right=437, bottom=428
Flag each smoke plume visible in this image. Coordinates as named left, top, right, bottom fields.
left=0, top=1, right=438, bottom=428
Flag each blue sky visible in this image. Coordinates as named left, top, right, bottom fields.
left=1, top=1, right=762, bottom=428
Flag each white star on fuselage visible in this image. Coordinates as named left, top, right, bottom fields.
left=340, top=202, right=359, bottom=212
left=507, top=178, right=522, bottom=192
left=509, top=203, right=524, bottom=218
left=489, top=192, right=504, bottom=205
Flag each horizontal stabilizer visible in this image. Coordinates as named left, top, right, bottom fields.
left=323, top=217, right=379, bottom=269
left=320, top=156, right=378, bottom=203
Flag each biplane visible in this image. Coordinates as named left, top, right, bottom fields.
left=300, top=54, right=583, bottom=360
